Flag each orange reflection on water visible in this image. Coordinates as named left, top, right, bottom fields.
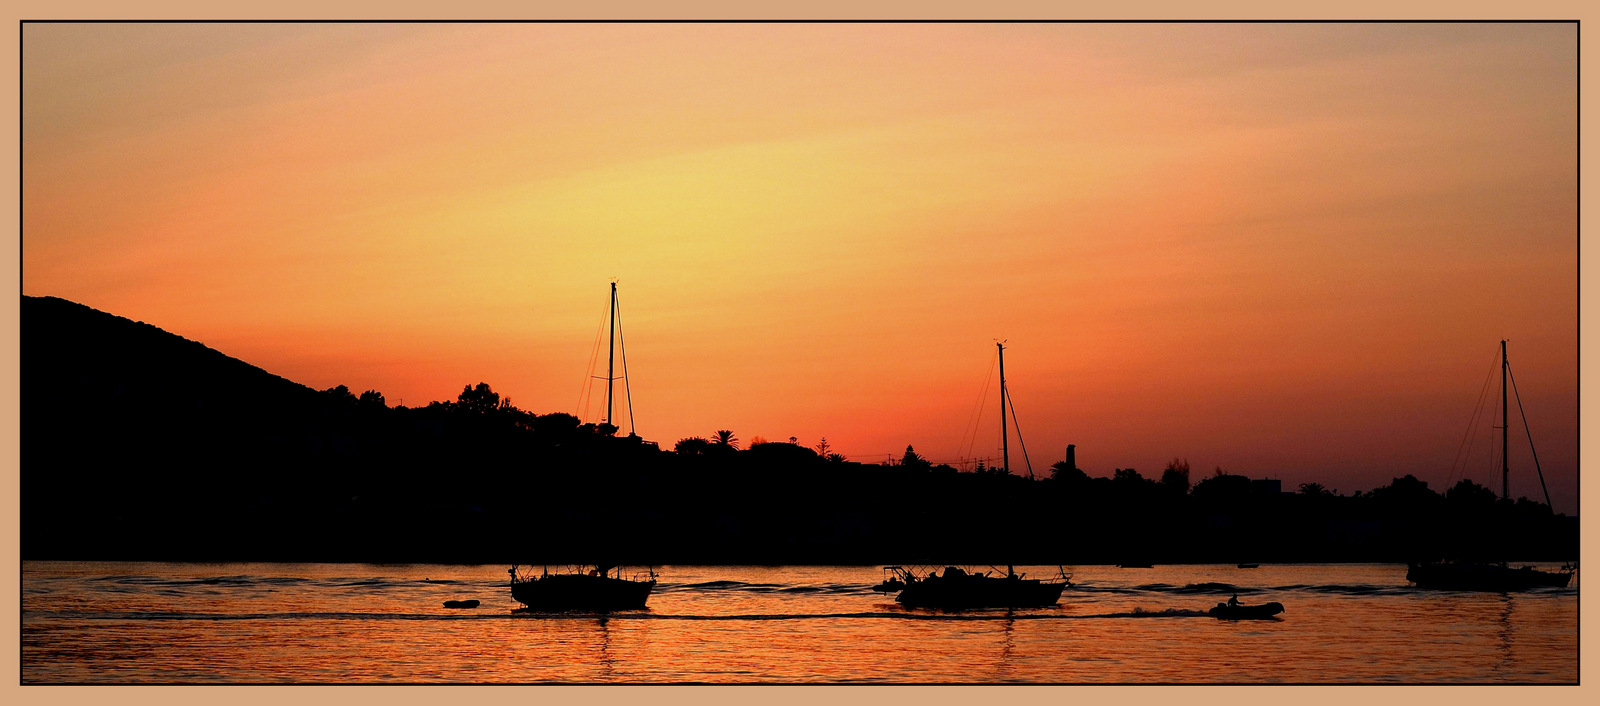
left=21, top=562, right=1577, bottom=683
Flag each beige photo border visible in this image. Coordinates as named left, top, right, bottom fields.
left=1, top=1, right=1594, bottom=704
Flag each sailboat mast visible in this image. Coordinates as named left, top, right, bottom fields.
left=607, top=282, right=617, bottom=427
left=998, top=342, right=1009, bottom=475
left=1501, top=339, right=1509, bottom=501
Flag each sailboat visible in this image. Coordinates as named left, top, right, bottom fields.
left=508, top=282, right=658, bottom=611
left=1406, top=340, right=1575, bottom=591
left=875, top=342, right=1071, bottom=610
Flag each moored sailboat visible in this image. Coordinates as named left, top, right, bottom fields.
left=508, top=283, right=658, bottom=611
left=1407, top=340, right=1575, bottom=591
left=874, top=343, right=1071, bottom=610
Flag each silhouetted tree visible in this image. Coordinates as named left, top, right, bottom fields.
left=900, top=445, right=931, bottom=471
left=533, top=412, right=580, bottom=437
left=1369, top=474, right=1438, bottom=506
left=814, top=437, right=832, bottom=457
left=748, top=441, right=820, bottom=465
left=1299, top=482, right=1331, bottom=496
left=1445, top=478, right=1497, bottom=508
left=357, top=389, right=386, bottom=410
left=1512, top=496, right=1554, bottom=517
left=324, top=385, right=357, bottom=407
left=457, top=382, right=500, bottom=414
left=675, top=437, right=712, bottom=455
left=1192, top=473, right=1253, bottom=501
left=1050, top=460, right=1090, bottom=484
left=748, top=436, right=769, bottom=447
left=713, top=430, right=739, bottom=449
left=1160, top=458, right=1191, bottom=494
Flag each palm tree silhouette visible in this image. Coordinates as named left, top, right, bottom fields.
left=713, top=429, right=739, bottom=450
left=674, top=437, right=712, bottom=455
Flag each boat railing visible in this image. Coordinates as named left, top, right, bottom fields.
left=624, top=567, right=659, bottom=583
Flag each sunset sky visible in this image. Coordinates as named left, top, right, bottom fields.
left=22, top=23, right=1578, bottom=510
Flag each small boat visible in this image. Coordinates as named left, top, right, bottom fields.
left=1209, top=600, right=1284, bottom=620
left=509, top=565, right=657, bottom=612
left=442, top=599, right=480, bottom=609
left=1236, top=563, right=1260, bottom=569
left=881, top=565, right=1070, bottom=611
left=1408, top=341, right=1576, bottom=592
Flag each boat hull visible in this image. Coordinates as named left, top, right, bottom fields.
left=510, top=574, right=656, bottom=611
left=895, top=575, right=1066, bottom=610
left=1406, top=562, right=1573, bottom=591
left=1209, top=602, right=1284, bottom=620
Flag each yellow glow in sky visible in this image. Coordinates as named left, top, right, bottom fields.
left=21, top=23, right=1579, bottom=508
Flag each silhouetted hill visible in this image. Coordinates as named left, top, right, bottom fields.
left=23, top=295, right=345, bottom=558
left=24, top=294, right=322, bottom=416
left=20, top=296, right=1577, bottom=565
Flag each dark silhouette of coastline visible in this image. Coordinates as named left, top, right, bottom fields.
left=21, top=295, right=1577, bottom=565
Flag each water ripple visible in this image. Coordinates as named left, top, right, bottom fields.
left=25, top=608, right=1218, bottom=622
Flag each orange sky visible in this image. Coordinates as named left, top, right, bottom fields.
left=22, top=23, right=1578, bottom=510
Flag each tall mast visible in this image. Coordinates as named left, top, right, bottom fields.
left=1501, top=339, right=1509, bottom=501
left=998, top=342, right=1009, bottom=475
left=607, top=282, right=617, bottom=427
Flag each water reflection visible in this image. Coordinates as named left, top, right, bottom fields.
left=1495, top=593, right=1514, bottom=674
left=996, top=611, right=1016, bottom=681
left=21, top=562, right=1579, bottom=683
left=596, top=617, right=614, bottom=680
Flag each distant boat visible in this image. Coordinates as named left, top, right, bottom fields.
left=509, top=565, right=656, bottom=612
left=1407, top=341, right=1575, bottom=592
left=880, top=565, right=1070, bottom=611
left=507, top=284, right=657, bottom=612
left=442, top=599, right=480, bottom=609
left=1236, top=563, right=1259, bottom=569
left=1209, top=600, right=1284, bottom=620
left=1406, top=561, right=1572, bottom=592
left=873, top=343, right=1068, bottom=610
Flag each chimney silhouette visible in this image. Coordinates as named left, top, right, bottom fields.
left=1066, top=444, right=1076, bottom=473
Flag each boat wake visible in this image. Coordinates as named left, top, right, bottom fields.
left=667, top=580, right=868, bottom=595
left=1072, top=581, right=1425, bottom=597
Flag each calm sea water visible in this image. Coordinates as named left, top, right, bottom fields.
left=21, top=561, right=1576, bottom=683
